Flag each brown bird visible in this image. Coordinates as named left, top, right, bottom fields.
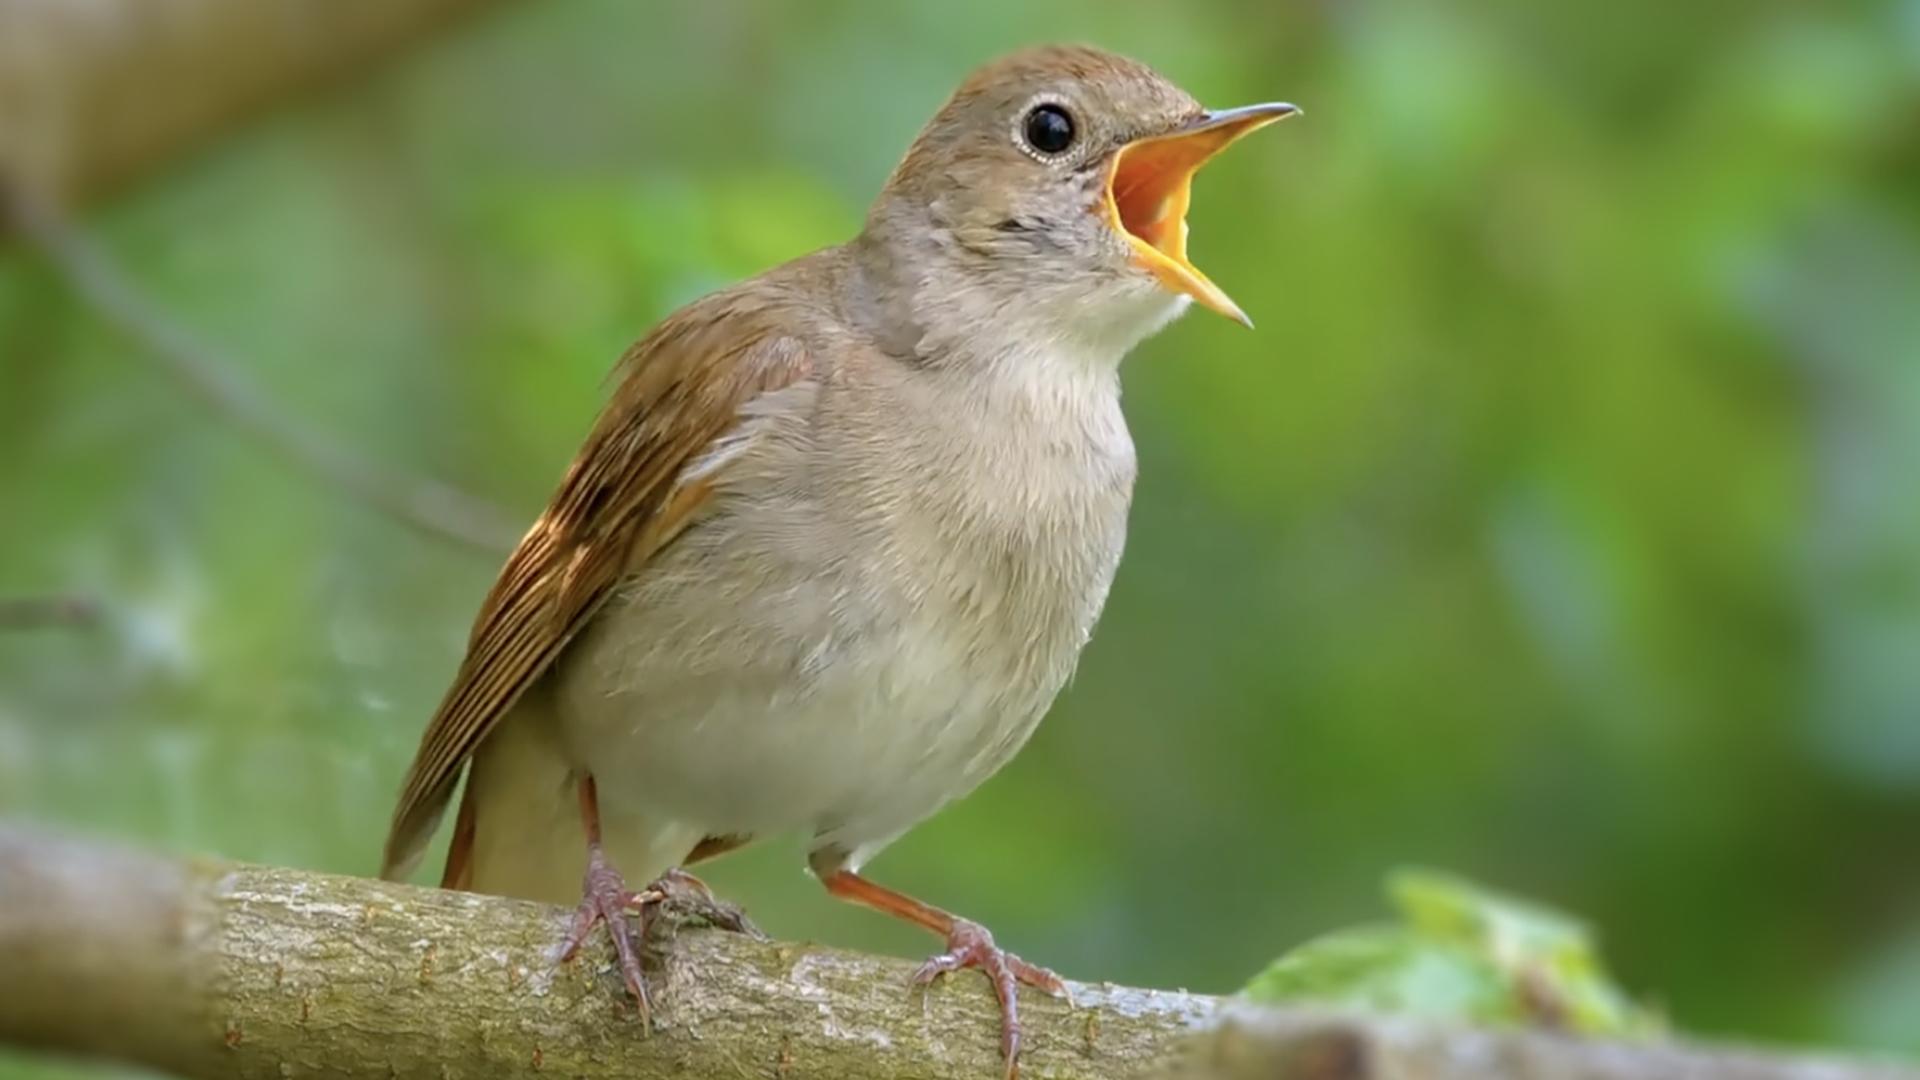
left=381, top=44, right=1295, bottom=1077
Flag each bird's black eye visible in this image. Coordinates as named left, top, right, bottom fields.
left=1022, top=103, right=1076, bottom=155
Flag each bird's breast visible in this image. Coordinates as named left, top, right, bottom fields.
left=553, top=346, right=1136, bottom=852
left=847, top=356, right=1137, bottom=691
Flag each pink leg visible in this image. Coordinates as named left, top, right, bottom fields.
left=554, top=776, right=758, bottom=1028
left=819, top=867, right=1066, bottom=1079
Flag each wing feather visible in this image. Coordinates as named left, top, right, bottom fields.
left=380, top=302, right=814, bottom=881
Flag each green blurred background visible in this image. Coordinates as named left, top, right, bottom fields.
left=4, top=0, right=1919, bottom=1073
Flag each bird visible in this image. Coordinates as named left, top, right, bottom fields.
left=381, top=43, right=1295, bottom=1078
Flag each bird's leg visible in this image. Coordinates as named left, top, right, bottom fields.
left=555, top=774, right=655, bottom=1024
left=816, top=864, right=1067, bottom=1079
left=554, top=777, right=763, bottom=1028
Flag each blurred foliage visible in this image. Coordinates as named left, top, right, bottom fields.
left=1243, top=869, right=1661, bottom=1037
left=2, top=1, right=1919, bottom=1076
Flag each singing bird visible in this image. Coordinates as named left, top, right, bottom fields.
left=382, top=44, right=1295, bottom=1076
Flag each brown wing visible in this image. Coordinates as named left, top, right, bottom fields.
left=380, top=300, right=813, bottom=881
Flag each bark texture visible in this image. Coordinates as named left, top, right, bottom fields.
left=0, top=0, right=505, bottom=203
left=2, top=826, right=1916, bottom=1080
left=1162, top=1010, right=1920, bottom=1080
left=0, top=827, right=1215, bottom=1078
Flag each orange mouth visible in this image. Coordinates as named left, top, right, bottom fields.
left=1104, top=102, right=1299, bottom=327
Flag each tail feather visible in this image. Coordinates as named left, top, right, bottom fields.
left=392, top=704, right=708, bottom=904
left=441, top=781, right=479, bottom=891
left=380, top=761, right=457, bottom=883
left=456, top=711, right=589, bottom=905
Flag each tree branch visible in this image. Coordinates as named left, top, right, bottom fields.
left=3, top=828, right=1915, bottom=1080
left=1159, top=1011, right=1920, bottom=1080
left=0, top=0, right=508, bottom=205
left=2, top=186, right=521, bottom=554
left=0, top=1, right=526, bottom=551
left=0, top=826, right=1215, bottom=1079
left=0, top=593, right=102, bottom=630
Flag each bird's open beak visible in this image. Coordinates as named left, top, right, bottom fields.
left=1104, top=102, right=1299, bottom=327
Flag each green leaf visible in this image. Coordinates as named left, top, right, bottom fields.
left=1240, top=868, right=1663, bottom=1038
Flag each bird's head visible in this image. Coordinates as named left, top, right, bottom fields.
left=857, top=45, right=1297, bottom=362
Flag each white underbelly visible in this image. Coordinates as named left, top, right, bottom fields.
left=551, top=568, right=1055, bottom=863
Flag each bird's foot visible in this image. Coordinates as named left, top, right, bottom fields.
left=912, top=917, right=1067, bottom=1080
left=555, top=859, right=759, bottom=1028
left=556, top=846, right=655, bottom=1024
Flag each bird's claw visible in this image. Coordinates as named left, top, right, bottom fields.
left=911, top=917, right=1065, bottom=1079
left=556, top=848, right=654, bottom=1025
left=553, top=858, right=760, bottom=1029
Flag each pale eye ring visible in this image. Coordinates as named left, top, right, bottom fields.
left=1019, top=102, right=1077, bottom=157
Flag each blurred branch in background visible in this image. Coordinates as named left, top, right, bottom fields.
left=0, top=594, right=101, bottom=632
left=3, top=185, right=518, bottom=554
left=0, top=0, right=525, bottom=553
left=0, top=0, right=510, bottom=205
left=3, top=826, right=1913, bottom=1080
